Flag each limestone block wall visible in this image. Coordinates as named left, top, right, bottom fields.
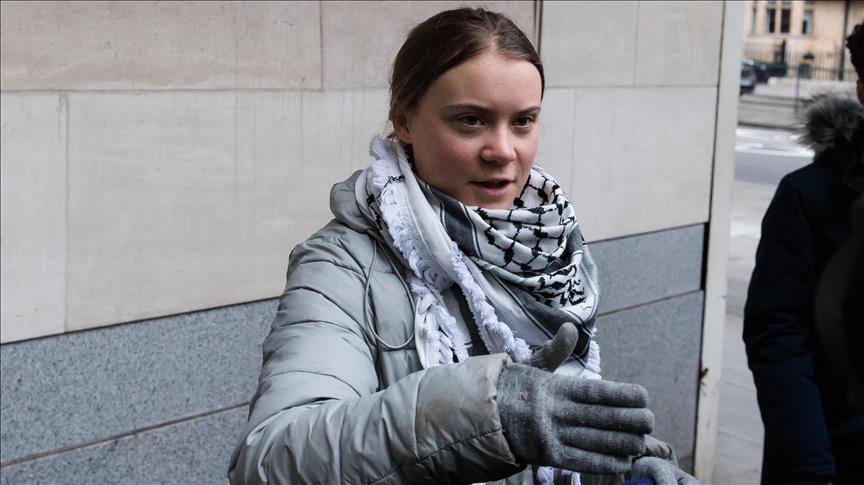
left=0, top=1, right=739, bottom=482
left=535, top=0, right=723, bottom=240
left=0, top=0, right=534, bottom=342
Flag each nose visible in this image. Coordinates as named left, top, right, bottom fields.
left=480, top=128, right=516, bottom=165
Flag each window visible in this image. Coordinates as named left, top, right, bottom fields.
left=766, top=6, right=776, bottom=33
left=780, top=7, right=791, bottom=33
left=802, top=9, right=813, bottom=35
left=751, top=5, right=758, bottom=34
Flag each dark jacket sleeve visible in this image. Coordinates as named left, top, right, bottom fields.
left=743, top=175, right=836, bottom=483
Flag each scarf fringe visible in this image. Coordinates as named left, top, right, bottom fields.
left=372, top=155, right=469, bottom=365
left=411, top=279, right=443, bottom=365
left=449, top=245, right=533, bottom=362
left=582, top=339, right=602, bottom=380
left=370, top=161, right=448, bottom=290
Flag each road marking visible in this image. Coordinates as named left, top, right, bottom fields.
left=736, top=128, right=799, bottom=141
left=729, top=220, right=761, bottom=238
left=735, top=144, right=813, bottom=158
left=735, top=127, right=813, bottom=158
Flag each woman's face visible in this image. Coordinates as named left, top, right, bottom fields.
left=395, top=50, right=542, bottom=209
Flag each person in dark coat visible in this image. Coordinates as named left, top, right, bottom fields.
left=743, top=22, right=864, bottom=485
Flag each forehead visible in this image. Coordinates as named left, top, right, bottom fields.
left=421, top=51, right=542, bottom=111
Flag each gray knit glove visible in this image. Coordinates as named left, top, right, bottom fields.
left=630, top=436, right=699, bottom=485
left=521, top=322, right=585, bottom=373
left=496, top=324, right=655, bottom=474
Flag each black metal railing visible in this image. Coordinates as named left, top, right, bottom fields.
left=744, top=46, right=856, bottom=80
left=742, top=41, right=857, bottom=110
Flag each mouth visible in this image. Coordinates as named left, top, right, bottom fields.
left=472, top=179, right=512, bottom=189
left=470, top=179, right=515, bottom=201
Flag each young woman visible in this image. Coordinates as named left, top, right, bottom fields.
left=229, top=8, right=696, bottom=485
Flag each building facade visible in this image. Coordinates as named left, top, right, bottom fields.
left=743, top=0, right=863, bottom=77
left=0, top=1, right=741, bottom=483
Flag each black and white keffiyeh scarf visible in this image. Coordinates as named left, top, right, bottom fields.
left=355, top=136, right=601, bottom=378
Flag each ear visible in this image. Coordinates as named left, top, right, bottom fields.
left=392, top=113, right=414, bottom=144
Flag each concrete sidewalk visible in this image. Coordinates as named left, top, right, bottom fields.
left=712, top=127, right=816, bottom=484
left=712, top=179, right=774, bottom=485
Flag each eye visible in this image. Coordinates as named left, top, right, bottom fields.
left=458, top=115, right=483, bottom=126
left=513, top=115, right=536, bottom=127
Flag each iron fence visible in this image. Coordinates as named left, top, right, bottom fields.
left=744, top=40, right=856, bottom=81
left=742, top=41, right=857, bottom=110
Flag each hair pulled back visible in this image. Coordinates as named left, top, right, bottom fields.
left=388, top=8, right=544, bottom=130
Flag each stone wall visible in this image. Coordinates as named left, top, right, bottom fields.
left=0, top=1, right=738, bottom=482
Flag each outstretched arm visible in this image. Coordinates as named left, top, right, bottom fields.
left=228, top=236, right=522, bottom=484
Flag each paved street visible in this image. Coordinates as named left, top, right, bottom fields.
left=712, top=127, right=812, bottom=484
left=737, top=96, right=800, bottom=130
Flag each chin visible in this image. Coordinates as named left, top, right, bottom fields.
left=474, top=199, right=514, bottom=210
left=456, top=186, right=519, bottom=209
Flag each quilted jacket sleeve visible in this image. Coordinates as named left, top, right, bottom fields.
left=228, top=231, right=524, bottom=484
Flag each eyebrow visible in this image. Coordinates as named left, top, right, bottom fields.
left=441, top=103, right=542, bottom=115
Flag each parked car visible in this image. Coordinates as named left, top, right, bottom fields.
left=741, top=61, right=757, bottom=95
left=743, top=58, right=771, bottom=83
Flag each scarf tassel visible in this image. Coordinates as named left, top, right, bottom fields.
left=449, top=245, right=533, bottom=362
left=582, top=339, right=602, bottom=380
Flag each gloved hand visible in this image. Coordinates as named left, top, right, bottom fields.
left=630, top=436, right=699, bottom=485
left=521, top=322, right=584, bottom=372
left=496, top=323, right=655, bottom=474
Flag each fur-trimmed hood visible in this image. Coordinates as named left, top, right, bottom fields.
left=800, top=93, right=864, bottom=191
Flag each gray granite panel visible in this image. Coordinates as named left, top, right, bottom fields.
left=591, top=224, right=705, bottom=315
left=1, top=292, right=703, bottom=481
left=595, top=291, right=705, bottom=472
left=0, top=406, right=246, bottom=485
left=0, top=300, right=274, bottom=463
left=1, top=224, right=706, bottom=468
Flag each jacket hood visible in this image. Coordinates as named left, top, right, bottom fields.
left=329, top=170, right=377, bottom=233
left=800, top=93, right=864, bottom=191
left=800, top=93, right=864, bottom=153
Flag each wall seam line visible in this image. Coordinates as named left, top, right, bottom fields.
left=631, top=1, right=641, bottom=85
left=0, top=402, right=250, bottom=468
left=569, top=87, right=578, bottom=195
left=589, top=221, right=705, bottom=245
left=63, top=93, right=70, bottom=334
left=534, top=0, right=543, bottom=54
left=0, top=84, right=720, bottom=95
left=693, top=0, right=742, bottom=479
left=597, top=289, right=704, bottom=318
left=319, top=0, right=325, bottom=89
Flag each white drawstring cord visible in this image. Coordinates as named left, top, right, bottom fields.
left=363, top=241, right=416, bottom=351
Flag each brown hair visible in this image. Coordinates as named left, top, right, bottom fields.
left=847, top=21, right=864, bottom=80
left=388, top=8, right=544, bottom=132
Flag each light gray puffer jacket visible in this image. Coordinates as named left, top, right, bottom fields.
left=228, top=173, right=534, bottom=484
